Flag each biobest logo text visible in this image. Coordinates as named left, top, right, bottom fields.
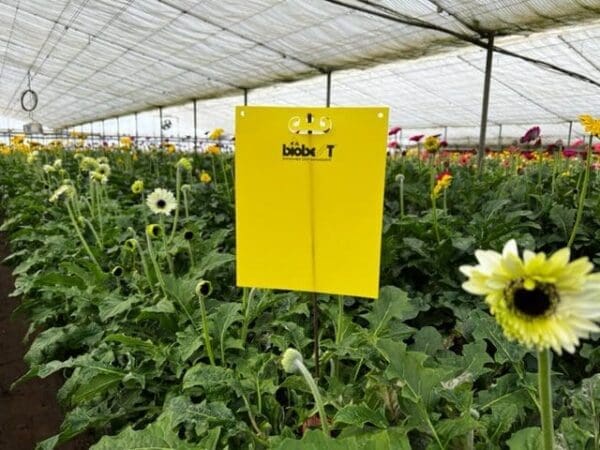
left=282, top=141, right=335, bottom=161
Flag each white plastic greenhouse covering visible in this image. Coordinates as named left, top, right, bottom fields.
left=0, top=0, right=599, bottom=144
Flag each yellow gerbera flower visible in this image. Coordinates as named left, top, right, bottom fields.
left=208, top=128, right=224, bottom=140
left=206, top=144, right=221, bottom=155
left=199, top=170, right=212, bottom=184
left=424, top=135, right=441, bottom=153
left=432, top=172, right=452, bottom=198
left=460, top=239, right=600, bottom=354
left=579, top=114, right=600, bottom=137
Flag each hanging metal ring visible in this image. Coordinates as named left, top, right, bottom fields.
left=20, top=89, right=38, bottom=112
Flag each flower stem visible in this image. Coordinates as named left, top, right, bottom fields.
left=398, top=180, right=404, bottom=219
left=182, top=188, right=190, bottom=219
left=66, top=199, right=102, bottom=271
left=241, top=288, right=255, bottom=345
left=567, top=135, right=593, bottom=247
left=538, top=348, right=554, bottom=450
left=219, top=156, right=232, bottom=203
left=198, top=294, right=216, bottom=366
left=169, top=168, right=181, bottom=243
left=294, top=359, right=329, bottom=435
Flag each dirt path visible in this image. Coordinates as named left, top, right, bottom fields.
left=0, top=232, right=94, bottom=450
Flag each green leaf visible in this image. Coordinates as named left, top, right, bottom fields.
left=105, top=333, right=165, bottom=362
left=377, top=338, right=453, bottom=408
left=165, top=396, right=238, bottom=437
left=273, top=428, right=410, bottom=450
left=334, top=403, right=388, bottom=428
left=211, top=302, right=242, bottom=361
left=98, top=294, right=142, bottom=322
left=182, top=363, right=235, bottom=393
left=506, top=427, right=542, bottom=450
left=363, top=286, right=420, bottom=336
left=197, top=250, right=235, bottom=275
left=412, top=326, right=443, bottom=355
left=71, top=371, right=123, bottom=404
left=90, top=414, right=197, bottom=450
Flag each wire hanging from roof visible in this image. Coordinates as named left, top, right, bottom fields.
left=323, top=0, right=600, bottom=89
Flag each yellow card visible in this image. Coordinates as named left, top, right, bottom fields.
left=235, top=106, right=388, bottom=298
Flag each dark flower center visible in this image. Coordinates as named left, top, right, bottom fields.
left=513, top=288, right=552, bottom=317
left=157, top=199, right=166, bottom=208
left=184, top=231, right=194, bottom=240
left=506, top=280, right=558, bottom=319
left=199, top=282, right=211, bottom=296
left=112, top=267, right=123, bottom=277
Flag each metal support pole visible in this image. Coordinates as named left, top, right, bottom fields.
left=477, top=34, right=494, bottom=174
left=243, top=89, right=248, bottom=106
left=90, top=122, right=94, bottom=147
left=159, top=106, right=164, bottom=144
left=193, top=99, right=198, bottom=152
left=102, top=119, right=105, bottom=143
left=116, top=116, right=120, bottom=143
left=498, top=124, right=503, bottom=150
left=567, top=120, right=573, bottom=146
left=325, top=71, right=332, bottom=107
left=135, top=112, right=139, bottom=144
left=443, top=126, right=448, bottom=141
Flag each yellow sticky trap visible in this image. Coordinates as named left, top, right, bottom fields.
left=235, top=106, right=389, bottom=298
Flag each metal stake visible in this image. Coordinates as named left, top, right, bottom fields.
left=477, top=34, right=495, bottom=174
left=159, top=106, right=164, bottom=144
left=498, top=124, right=503, bottom=150
left=567, top=120, right=573, bottom=146
left=193, top=99, right=198, bottom=152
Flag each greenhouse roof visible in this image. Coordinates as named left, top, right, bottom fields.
left=0, top=0, right=599, bottom=130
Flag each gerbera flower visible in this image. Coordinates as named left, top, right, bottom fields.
left=460, top=240, right=600, bottom=354
left=49, top=184, right=75, bottom=203
left=131, top=180, right=144, bottom=194
left=146, top=188, right=177, bottom=215
left=199, top=171, right=212, bottom=184
left=177, top=157, right=192, bottom=171
left=433, top=171, right=452, bottom=198
left=146, top=224, right=163, bottom=238
left=208, top=128, right=224, bottom=140
left=206, top=144, right=221, bottom=155
left=424, top=135, right=441, bottom=153
left=96, top=163, right=111, bottom=178
left=520, top=126, right=541, bottom=144
left=579, top=114, right=600, bottom=137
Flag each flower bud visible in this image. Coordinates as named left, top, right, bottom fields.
left=183, top=230, right=194, bottom=241
left=281, top=348, right=303, bottom=373
left=146, top=224, right=162, bottom=238
left=124, top=238, right=138, bottom=251
left=111, top=266, right=124, bottom=277
left=195, top=280, right=212, bottom=297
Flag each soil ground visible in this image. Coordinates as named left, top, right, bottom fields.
left=0, top=232, right=95, bottom=450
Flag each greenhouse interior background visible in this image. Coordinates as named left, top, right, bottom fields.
left=0, top=0, right=598, bottom=147
left=2, top=1, right=600, bottom=450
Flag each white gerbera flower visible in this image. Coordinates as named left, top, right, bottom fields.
left=460, top=239, right=600, bottom=355
left=146, top=188, right=177, bottom=215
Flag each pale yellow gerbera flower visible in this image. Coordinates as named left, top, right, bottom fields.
left=460, top=239, right=600, bottom=354
left=131, top=179, right=144, bottom=194
left=146, top=188, right=177, bottom=215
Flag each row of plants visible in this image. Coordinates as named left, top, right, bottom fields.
left=0, top=124, right=600, bottom=449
